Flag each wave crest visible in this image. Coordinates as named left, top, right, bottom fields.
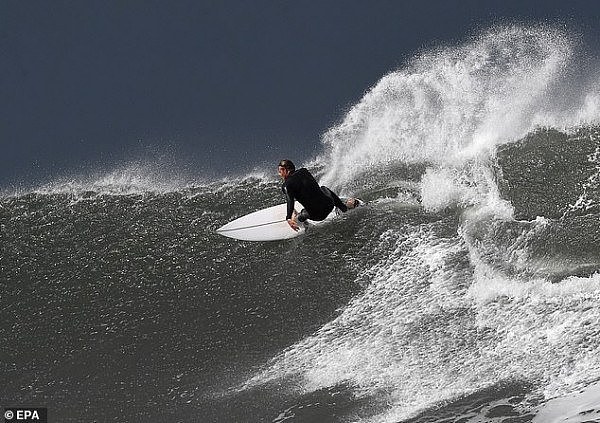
left=318, top=25, right=593, bottom=191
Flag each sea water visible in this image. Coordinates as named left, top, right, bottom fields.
left=2, top=25, right=600, bottom=423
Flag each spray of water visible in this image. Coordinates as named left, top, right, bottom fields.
left=318, top=26, right=597, bottom=197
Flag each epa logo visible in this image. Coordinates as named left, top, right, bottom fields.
left=4, top=408, right=47, bottom=423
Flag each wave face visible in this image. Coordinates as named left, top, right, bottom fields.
left=2, top=25, right=600, bottom=423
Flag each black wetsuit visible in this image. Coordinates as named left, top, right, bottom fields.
left=282, top=168, right=347, bottom=222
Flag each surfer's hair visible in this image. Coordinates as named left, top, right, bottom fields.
left=278, top=159, right=295, bottom=172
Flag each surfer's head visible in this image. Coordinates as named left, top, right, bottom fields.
left=278, top=159, right=295, bottom=180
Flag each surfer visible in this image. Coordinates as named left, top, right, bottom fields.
left=278, top=159, right=358, bottom=231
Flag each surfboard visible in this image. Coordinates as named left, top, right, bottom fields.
left=216, top=200, right=364, bottom=241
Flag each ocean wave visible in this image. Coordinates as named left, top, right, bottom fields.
left=5, top=23, right=600, bottom=423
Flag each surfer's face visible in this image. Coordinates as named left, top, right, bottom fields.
left=278, top=166, right=291, bottom=180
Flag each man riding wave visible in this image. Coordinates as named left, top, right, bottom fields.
left=277, top=159, right=358, bottom=231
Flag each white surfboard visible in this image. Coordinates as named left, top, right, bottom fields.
left=216, top=200, right=364, bottom=241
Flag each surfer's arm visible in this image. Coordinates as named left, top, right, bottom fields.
left=283, top=185, right=295, bottom=220
left=282, top=186, right=299, bottom=231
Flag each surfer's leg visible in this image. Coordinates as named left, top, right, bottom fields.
left=321, top=186, right=348, bottom=212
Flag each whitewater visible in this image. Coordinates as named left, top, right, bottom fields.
left=2, top=25, right=600, bottom=423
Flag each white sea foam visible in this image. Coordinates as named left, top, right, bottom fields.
left=242, top=219, right=600, bottom=421
left=321, top=27, right=564, bottom=186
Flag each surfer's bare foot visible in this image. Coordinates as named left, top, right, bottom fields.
left=346, top=198, right=359, bottom=209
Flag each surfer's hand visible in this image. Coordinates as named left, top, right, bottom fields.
left=287, top=218, right=299, bottom=231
